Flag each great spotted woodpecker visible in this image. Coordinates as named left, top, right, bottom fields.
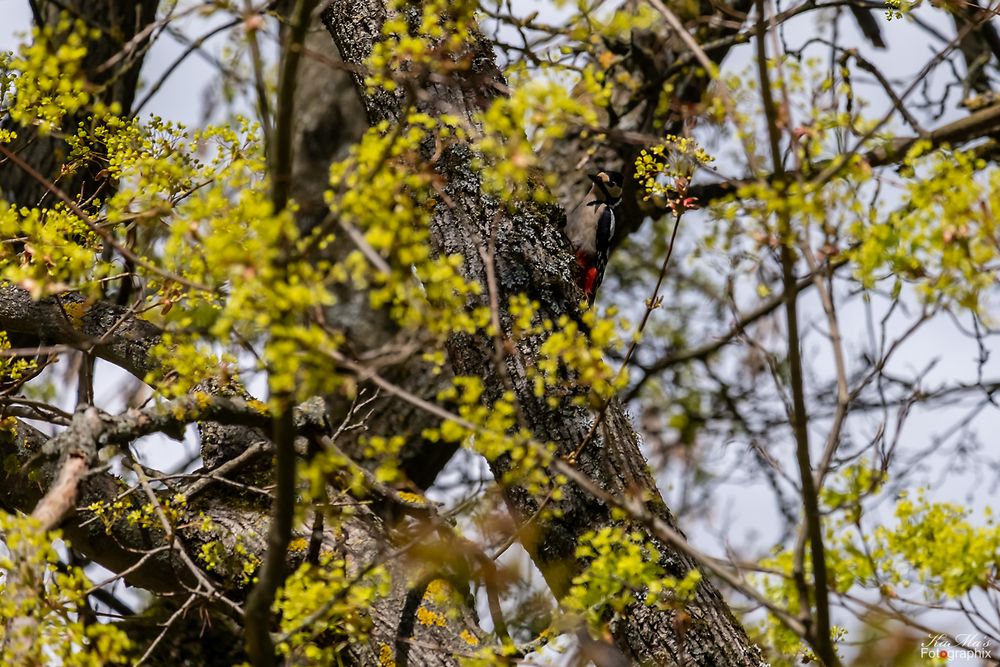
left=563, top=170, right=624, bottom=304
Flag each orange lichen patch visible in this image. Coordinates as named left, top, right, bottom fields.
left=61, top=300, right=87, bottom=327
left=0, top=416, right=19, bottom=437
left=423, top=578, right=452, bottom=604
left=396, top=491, right=425, bottom=504
left=416, top=606, right=447, bottom=627
left=459, top=629, right=480, bottom=646
left=378, top=643, right=395, bottom=667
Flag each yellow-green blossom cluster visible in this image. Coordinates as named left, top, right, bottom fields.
left=510, top=295, right=628, bottom=408
left=0, top=513, right=132, bottom=665
left=147, top=335, right=239, bottom=398
left=563, top=525, right=701, bottom=630
left=422, top=375, right=553, bottom=491
left=301, top=446, right=367, bottom=502
left=885, top=0, right=910, bottom=20
left=0, top=331, right=36, bottom=388
left=872, top=491, right=999, bottom=599
left=0, top=204, right=101, bottom=298
left=635, top=136, right=713, bottom=201
left=367, top=0, right=480, bottom=94
left=474, top=65, right=607, bottom=202
left=848, top=145, right=1000, bottom=311
left=197, top=530, right=261, bottom=588
left=327, top=113, right=488, bottom=338
left=7, top=16, right=98, bottom=134
left=275, top=554, right=389, bottom=664
left=751, top=462, right=998, bottom=664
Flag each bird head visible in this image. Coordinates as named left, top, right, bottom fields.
left=588, top=169, right=624, bottom=203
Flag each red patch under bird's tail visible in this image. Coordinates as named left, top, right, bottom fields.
left=575, top=251, right=599, bottom=303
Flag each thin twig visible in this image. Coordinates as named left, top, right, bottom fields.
left=134, top=595, right=197, bottom=667
left=755, top=1, right=837, bottom=663
left=244, top=1, right=320, bottom=664
left=647, top=0, right=717, bottom=75
left=321, top=349, right=813, bottom=643
left=0, top=143, right=214, bottom=293
left=244, top=0, right=273, bottom=149
left=133, top=19, right=242, bottom=116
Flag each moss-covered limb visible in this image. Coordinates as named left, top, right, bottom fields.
left=0, top=4, right=484, bottom=663
left=14, top=391, right=434, bottom=535
left=0, top=351, right=488, bottom=664
left=322, top=2, right=763, bottom=664
left=0, top=417, right=196, bottom=593
left=0, top=398, right=487, bottom=664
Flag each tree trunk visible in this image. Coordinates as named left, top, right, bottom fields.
left=322, top=2, right=765, bottom=664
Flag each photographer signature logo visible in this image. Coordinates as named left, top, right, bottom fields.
left=920, top=633, right=994, bottom=661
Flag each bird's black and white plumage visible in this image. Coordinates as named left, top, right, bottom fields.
left=563, top=170, right=623, bottom=303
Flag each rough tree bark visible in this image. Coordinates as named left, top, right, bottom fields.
left=284, top=16, right=487, bottom=664
left=291, top=19, right=461, bottom=490
left=323, top=2, right=765, bottom=664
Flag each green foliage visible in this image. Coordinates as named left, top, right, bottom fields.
left=4, top=1, right=1000, bottom=664
left=533, top=304, right=629, bottom=407
left=563, top=525, right=701, bottom=632
left=884, top=0, right=910, bottom=20
left=0, top=513, right=132, bottom=665
left=0, top=204, right=101, bottom=298
left=0, top=331, right=36, bottom=387
left=326, top=113, right=488, bottom=338
left=367, top=0, right=481, bottom=94
left=274, top=554, right=390, bottom=664
left=422, top=373, right=558, bottom=492
left=475, top=67, right=606, bottom=203
left=635, top=136, right=713, bottom=202
left=848, top=146, right=1000, bottom=311
left=7, top=15, right=99, bottom=134
left=873, top=491, right=1000, bottom=599
left=752, top=460, right=999, bottom=663
left=0, top=9, right=648, bottom=661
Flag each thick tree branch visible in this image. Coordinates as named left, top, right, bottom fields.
left=0, top=395, right=482, bottom=665
left=287, top=15, right=458, bottom=491
left=625, top=266, right=843, bottom=402
left=686, top=101, right=1000, bottom=208
left=0, top=285, right=161, bottom=381
left=2, top=3, right=483, bottom=662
